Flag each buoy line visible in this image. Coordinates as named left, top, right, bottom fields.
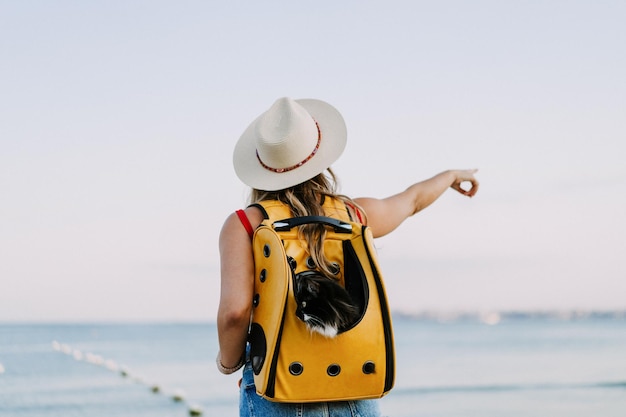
left=51, top=340, right=204, bottom=416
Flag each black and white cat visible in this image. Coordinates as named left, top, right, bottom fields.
left=294, top=271, right=359, bottom=338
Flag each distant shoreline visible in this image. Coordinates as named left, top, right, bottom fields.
left=1, top=310, right=625, bottom=325
left=393, top=309, right=626, bottom=324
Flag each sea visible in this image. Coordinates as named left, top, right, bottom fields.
left=1, top=313, right=625, bottom=417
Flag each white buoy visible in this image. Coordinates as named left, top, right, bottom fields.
left=51, top=341, right=61, bottom=351
left=104, top=359, right=119, bottom=372
left=85, top=353, right=101, bottom=364
left=120, top=366, right=130, bottom=377
left=60, top=344, right=72, bottom=355
left=188, top=404, right=203, bottom=416
left=172, top=388, right=186, bottom=402
left=72, top=350, right=84, bottom=361
left=0, top=363, right=5, bottom=374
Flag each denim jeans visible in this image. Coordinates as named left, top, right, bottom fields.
left=239, top=361, right=382, bottom=417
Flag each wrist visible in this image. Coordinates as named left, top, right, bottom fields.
left=216, top=351, right=245, bottom=375
left=441, top=170, right=457, bottom=187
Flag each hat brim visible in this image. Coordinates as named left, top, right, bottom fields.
left=233, top=99, right=347, bottom=191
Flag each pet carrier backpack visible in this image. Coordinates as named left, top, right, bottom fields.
left=247, top=197, right=395, bottom=403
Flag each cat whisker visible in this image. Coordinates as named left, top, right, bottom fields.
left=302, top=314, right=338, bottom=338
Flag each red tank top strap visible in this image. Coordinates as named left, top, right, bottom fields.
left=235, top=209, right=254, bottom=239
left=345, top=202, right=364, bottom=224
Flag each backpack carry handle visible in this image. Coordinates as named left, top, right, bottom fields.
left=273, top=216, right=352, bottom=233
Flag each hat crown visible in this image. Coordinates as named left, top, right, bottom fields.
left=233, top=97, right=346, bottom=191
left=255, top=98, right=319, bottom=171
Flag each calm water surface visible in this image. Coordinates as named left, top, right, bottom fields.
left=1, top=317, right=625, bottom=416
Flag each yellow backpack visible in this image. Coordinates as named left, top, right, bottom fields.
left=248, top=198, right=395, bottom=403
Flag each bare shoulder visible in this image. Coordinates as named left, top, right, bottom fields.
left=243, top=205, right=265, bottom=229
left=352, top=197, right=383, bottom=218
left=219, top=206, right=264, bottom=242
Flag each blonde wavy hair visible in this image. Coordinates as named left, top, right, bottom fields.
left=250, top=168, right=365, bottom=279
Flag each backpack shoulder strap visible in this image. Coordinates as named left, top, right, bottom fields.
left=321, top=197, right=352, bottom=222
left=252, top=200, right=293, bottom=224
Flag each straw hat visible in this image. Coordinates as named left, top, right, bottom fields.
left=233, top=97, right=347, bottom=191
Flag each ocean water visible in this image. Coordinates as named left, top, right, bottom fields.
left=1, top=316, right=625, bottom=417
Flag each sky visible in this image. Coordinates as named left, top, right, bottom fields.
left=1, top=1, right=625, bottom=322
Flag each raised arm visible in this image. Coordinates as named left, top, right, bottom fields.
left=354, top=169, right=478, bottom=238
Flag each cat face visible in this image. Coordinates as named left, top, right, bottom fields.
left=294, top=271, right=359, bottom=338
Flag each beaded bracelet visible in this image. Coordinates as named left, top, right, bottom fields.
left=216, top=351, right=245, bottom=375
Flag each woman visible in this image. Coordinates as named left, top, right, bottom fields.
left=217, top=97, right=478, bottom=417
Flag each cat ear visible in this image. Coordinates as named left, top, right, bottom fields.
left=307, top=280, right=320, bottom=296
